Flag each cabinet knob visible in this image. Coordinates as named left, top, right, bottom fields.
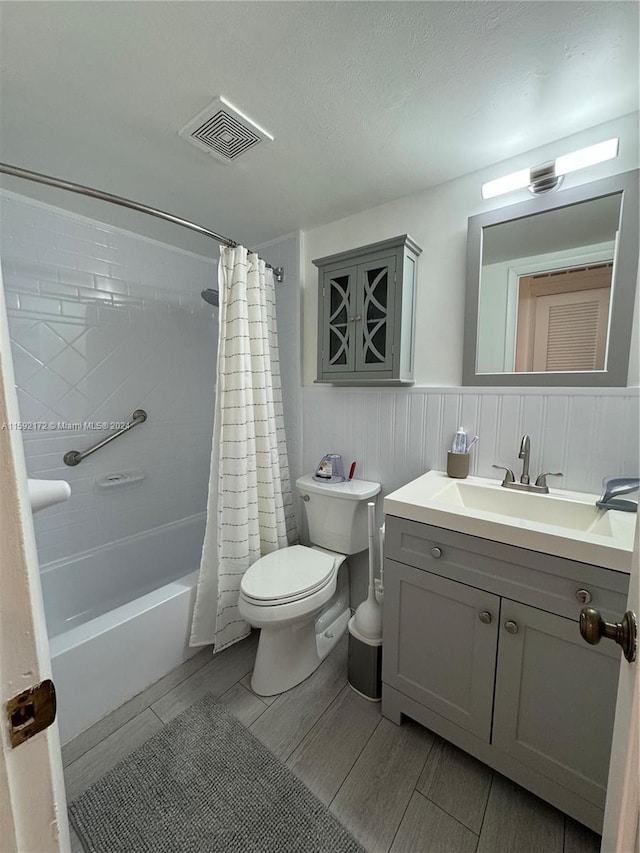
left=504, top=620, right=519, bottom=634
left=430, top=547, right=443, bottom=559
left=575, top=589, right=592, bottom=605
left=479, top=611, right=492, bottom=624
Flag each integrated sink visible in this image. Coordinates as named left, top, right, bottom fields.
left=436, top=480, right=614, bottom=536
left=384, top=470, right=636, bottom=572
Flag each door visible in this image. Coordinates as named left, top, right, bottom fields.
left=493, top=600, right=619, bottom=809
left=354, top=255, right=396, bottom=374
left=600, top=516, right=639, bottom=852
left=0, top=268, right=69, bottom=851
left=383, top=560, right=500, bottom=740
left=515, top=263, right=612, bottom=372
left=320, top=264, right=357, bottom=375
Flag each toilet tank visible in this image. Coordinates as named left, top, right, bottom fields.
left=296, top=475, right=381, bottom=554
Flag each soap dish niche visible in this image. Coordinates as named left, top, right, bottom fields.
left=95, top=469, right=145, bottom=490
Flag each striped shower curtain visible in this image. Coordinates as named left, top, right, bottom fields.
left=190, top=245, right=297, bottom=651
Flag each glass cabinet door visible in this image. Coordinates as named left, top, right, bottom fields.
left=321, top=266, right=356, bottom=373
left=355, top=256, right=396, bottom=372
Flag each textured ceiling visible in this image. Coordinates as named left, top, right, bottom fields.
left=0, top=1, right=638, bottom=254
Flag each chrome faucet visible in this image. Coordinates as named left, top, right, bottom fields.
left=596, top=476, right=639, bottom=513
left=493, top=435, right=563, bottom=494
left=518, top=435, right=531, bottom=485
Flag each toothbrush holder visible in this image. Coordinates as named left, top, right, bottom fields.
left=447, top=452, right=469, bottom=479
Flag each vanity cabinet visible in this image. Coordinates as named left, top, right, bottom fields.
left=382, top=516, right=628, bottom=833
left=313, top=235, right=421, bottom=384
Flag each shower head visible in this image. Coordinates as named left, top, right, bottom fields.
left=201, top=288, right=219, bottom=307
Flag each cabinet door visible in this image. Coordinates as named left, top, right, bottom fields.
left=320, top=265, right=357, bottom=375
left=354, top=256, right=396, bottom=373
left=383, top=559, right=500, bottom=741
left=493, top=600, right=619, bottom=809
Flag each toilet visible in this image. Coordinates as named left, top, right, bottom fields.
left=238, top=474, right=381, bottom=696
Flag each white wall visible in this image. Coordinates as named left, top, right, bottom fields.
left=254, top=234, right=303, bottom=481
left=302, top=112, right=640, bottom=387
left=0, top=191, right=218, bottom=566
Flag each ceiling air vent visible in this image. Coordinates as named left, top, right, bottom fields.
left=179, top=96, right=273, bottom=163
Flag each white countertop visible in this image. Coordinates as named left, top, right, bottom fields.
left=384, top=471, right=635, bottom=573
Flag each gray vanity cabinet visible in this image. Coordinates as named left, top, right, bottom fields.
left=313, top=235, right=422, bottom=384
left=383, top=560, right=499, bottom=741
left=382, top=516, right=629, bottom=833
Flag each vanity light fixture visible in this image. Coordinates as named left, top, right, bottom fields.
left=481, top=138, right=619, bottom=199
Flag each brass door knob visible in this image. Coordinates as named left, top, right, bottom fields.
left=579, top=607, right=637, bottom=663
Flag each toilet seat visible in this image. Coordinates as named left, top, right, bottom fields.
left=240, top=545, right=336, bottom=606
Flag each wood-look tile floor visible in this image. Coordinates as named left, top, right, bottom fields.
left=64, top=633, right=602, bottom=853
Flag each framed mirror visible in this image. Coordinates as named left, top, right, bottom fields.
left=463, top=170, right=639, bottom=386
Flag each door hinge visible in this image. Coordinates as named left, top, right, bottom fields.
left=6, top=679, right=57, bottom=748
left=394, top=271, right=397, bottom=284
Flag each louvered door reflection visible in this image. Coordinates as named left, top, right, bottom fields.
left=321, top=265, right=357, bottom=373
left=355, top=257, right=396, bottom=372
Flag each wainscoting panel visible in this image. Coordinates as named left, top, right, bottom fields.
left=302, top=386, right=639, bottom=504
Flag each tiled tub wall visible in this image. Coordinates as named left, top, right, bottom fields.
left=0, top=191, right=218, bottom=565
left=302, top=385, right=640, bottom=502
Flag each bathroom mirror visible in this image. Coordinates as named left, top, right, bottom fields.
left=463, top=170, right=639, bottom=387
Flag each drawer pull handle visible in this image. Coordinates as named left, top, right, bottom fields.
left=479, top=611, right=492, bottom=624
left=504, top=621, right=519, bottom=634
left=430, top=547, right=443, bottom=559
left=575, top=589, right=592, bottom=605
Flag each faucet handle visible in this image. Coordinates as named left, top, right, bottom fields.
left=492, top=464, right=515, bottom=485
left=535, top=472, right=563, bottom=488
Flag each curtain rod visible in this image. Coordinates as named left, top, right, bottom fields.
left=0, top=162, right=284, bottom=281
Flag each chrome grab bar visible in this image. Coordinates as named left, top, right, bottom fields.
left=63, top=409, right=147, bottom=466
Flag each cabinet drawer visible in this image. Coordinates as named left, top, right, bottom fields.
left=385, top=515, right=629, bottom=623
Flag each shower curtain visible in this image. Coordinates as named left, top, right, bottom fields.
left=190, top=245, right=297, bottom=651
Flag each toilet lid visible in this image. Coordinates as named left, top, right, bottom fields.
left=241, top=545, right=335, bottom=602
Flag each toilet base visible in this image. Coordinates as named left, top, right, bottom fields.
left=250, top=605, right=350, bottom=697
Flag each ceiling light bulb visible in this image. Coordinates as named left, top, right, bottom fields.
left=554, top=138, right=619, bottom=177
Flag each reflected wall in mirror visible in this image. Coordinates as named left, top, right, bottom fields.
left=463, top=170, right=639, bottom=387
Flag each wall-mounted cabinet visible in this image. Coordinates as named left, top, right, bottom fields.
left=313, top=235, right=422, bottom=385
left=382, top=516, right=628, bottom=833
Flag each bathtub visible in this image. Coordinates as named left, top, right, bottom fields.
left=40, top=514, right=207, bottom=744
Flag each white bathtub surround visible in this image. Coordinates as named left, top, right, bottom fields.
left=1, top=191, right=219, bottom=742
left=191, top=247, right=298, bottom=652
left=43, top=515, right=205, bottom=743
left=0, top=190, right=217, bottom=566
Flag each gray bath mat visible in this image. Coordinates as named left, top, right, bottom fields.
left=69, top=694, right=364, bottom=853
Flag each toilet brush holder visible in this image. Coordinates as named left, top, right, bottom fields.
left=347, top=615, right=382, bottom=702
